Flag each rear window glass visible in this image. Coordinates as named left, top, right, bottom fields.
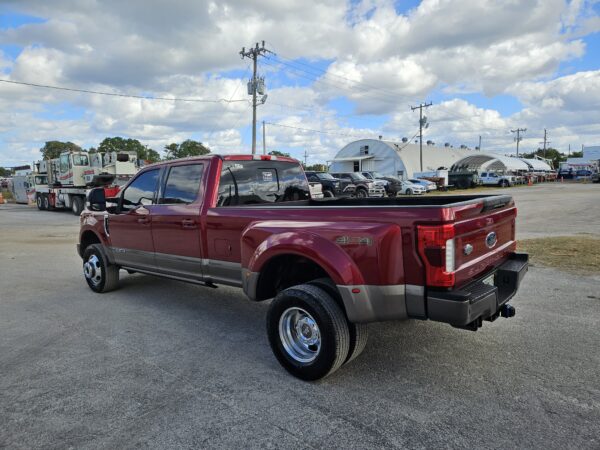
left=160, top=164, right=204, bottom=204
left=217, top=160, right=310, bottom=206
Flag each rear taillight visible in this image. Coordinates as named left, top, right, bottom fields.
left=417, top=224, right=456, bottom=287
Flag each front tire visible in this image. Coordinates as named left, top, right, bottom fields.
left=267, top=284, right=350, bottom=381
left=355, top=188, right=368, bottom=198
left=406, top=188, right=413, bottom=195
left=36, top=194, right=45, bottom=210
left=83, top=244, right=119, bottom=293
left=323, top=190, right=334, bottom=198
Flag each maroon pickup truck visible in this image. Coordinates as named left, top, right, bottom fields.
left=78, top=154, right=528, bottom=380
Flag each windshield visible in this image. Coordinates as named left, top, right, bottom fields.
left=371, top=172, right=385, bottom=178
left=349, top=173, right=367, bottom=181
left=316, top=173, right=335, bottom=180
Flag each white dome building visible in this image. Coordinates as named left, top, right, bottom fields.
left=329, top=139, right=472, bottom=179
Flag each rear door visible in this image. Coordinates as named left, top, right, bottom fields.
left=108, top=168, right=160, bottom=269
left=151, top=163, right=206, bottom=281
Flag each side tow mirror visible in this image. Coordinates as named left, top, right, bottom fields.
left=87, top=187, right=106, bottom=212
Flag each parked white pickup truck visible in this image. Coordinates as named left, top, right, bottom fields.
left=480, top=172, right=516, bottom=187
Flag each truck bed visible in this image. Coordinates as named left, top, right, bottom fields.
left=243, top=194, right=511, bottom=208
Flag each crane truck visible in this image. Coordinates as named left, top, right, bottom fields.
left=33, top=150, right=138, bottom=215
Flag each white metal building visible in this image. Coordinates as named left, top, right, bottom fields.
left=329, top=139, right=473, bottom=179
left=329, top=139, right=542, bottom=179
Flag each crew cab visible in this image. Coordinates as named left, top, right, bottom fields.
left=78, top=155, right=528, bottom=380
left=330, top=172, right=386, bottom=198
left=305, top=171, right=348, bottom=197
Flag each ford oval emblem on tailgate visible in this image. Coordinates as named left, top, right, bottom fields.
left=486, top=231, right=498, bottom=248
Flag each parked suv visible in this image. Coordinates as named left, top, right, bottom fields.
left=305, top=171, right=346, bottom=197
left=330, top=172, right=386, bottom=198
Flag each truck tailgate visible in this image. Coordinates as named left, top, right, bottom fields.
left=453, top=205, right=516, bottom=287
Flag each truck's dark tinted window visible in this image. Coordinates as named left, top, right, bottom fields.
left=160, top=164, right=204, bottom=204
left=122, top=169, right=159, bottom=210
left=217, top=160, right=310, bottom=206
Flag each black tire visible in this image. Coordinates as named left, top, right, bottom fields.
left=499, top=180, right=509, bottom=187
left=267, top=284, right=350, bottom=381
left=323, top=190, right=334, bottom=198
left=72, top=196, right=84, bottom=216
left=36, top=194, right=45, bottom=210
left=42, top=195, right=50, bottom=210
left=406, top=188, right=413, bottom=195
left=307, top=278, right=369, bottom=364
left=82, top=244, right=119, bottom=293
left=355, top=188, right=368, bottom=198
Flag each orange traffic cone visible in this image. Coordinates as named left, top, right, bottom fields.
left=0, top=192, right=4, bottom=204
left=527, top=177, right=533, bottom=186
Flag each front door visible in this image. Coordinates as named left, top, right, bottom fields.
left=151, top=163, right=205, bottom=281
left=108, top=168, right=160, bottom=270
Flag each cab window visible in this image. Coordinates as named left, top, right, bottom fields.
left=121, top=169, right=159, bottom=211
left=159, top=164, right=204, bottom=204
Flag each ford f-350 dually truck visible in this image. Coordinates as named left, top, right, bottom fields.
left=78, top=154, right=528, bottom=380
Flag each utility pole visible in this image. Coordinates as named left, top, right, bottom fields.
left=511, top=128, right=526, bottom=156
left=539, top=128, right=550, bottom=159
left=262, top=121, right=266, bottom=155
left=304, top=150, right=308, bottom=167
left=411, top=102, right=432, bottom=171
left=478, top=135, right=482, bottom=152
left=240, top=41, right=272, bottom=154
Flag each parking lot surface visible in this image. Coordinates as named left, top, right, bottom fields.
left=1, top=184, right=599, bottom=449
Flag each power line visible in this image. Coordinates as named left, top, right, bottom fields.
left=266, top=46, right=421, bottom=103
left=265, top=121, right=419, bottom=144
left=264, top=121, right=373, bottom=138
left=261, top=57, right=411, bottom=107
left=0, top=78, right=249, bottom=104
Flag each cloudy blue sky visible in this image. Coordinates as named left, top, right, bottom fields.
left=0, top=0, right=599, bottom=166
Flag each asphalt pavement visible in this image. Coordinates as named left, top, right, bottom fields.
left=1, top=184, right=599, bottom=449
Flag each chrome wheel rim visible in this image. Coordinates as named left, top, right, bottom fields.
left=278, top=307, right=321, bottom=363
left=83, top=254, right=102, bottom=286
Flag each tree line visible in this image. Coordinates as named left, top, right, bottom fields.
left=38, top=137, right=211, bottom=162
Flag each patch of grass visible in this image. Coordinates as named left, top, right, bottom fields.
left=518, top=236, right=600, bottom=274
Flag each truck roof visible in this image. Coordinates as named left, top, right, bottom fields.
left=140, top=154, right=300, bottom=169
